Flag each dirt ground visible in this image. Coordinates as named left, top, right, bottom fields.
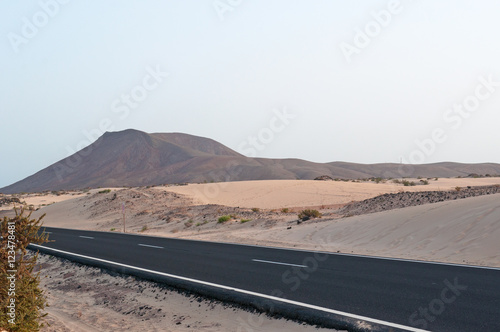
left=36, top=254, right=339, bottom=332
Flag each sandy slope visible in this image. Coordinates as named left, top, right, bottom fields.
left=172, top=193, right=500, bottom=267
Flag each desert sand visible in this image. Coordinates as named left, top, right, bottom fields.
left=2, top=178, right=494, bottom=269
left=2, top=178, right=499, bottom=330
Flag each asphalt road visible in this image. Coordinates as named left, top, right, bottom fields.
left=32, top=227, right=500, bottom=332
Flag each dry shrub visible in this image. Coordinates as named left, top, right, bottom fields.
left=1, top=208, right=50, bottom=331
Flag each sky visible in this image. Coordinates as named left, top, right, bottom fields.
left=1, top=0, right=500, bottom=188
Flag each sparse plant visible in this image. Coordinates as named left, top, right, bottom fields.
left=455, top=186, right=461, bottom=192
left=240, top=219, right=251, bottom=224
left=218, top=215, right=231, bottom=223
left=196, top=220, right=209, bottom=227
left=298, top=209, right=322, bottom=221
left=140, top=225, right=148, bottom=232
left=420, top=180, right=429, bottom=185
left=392, top=179, right=401, bottom=184
left=110, top=228, right=116, bottom=231
left=251, top=208, right=260, bottom=213
left=402, top=180, right=416, bottom=186
left=98, top=189, right=111, bottom=194
left=281, top=208, right=289, bottom=213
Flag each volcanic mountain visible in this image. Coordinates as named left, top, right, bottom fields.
left=2, top=129, right=500, bottom=194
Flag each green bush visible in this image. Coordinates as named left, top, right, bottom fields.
left=298, top=209, right=322, bottom=221
left=218, top=215, right=231, bottom=223
left=240, top=219, right=251, bottom=224
left=402, top=180, right=416, bottom=186
left=98, top=189, right=111, bottom=194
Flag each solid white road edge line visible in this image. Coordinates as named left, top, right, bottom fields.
left=30, top=244, right=429, bottom=332
left=138, top=244, right=164, bottom=249
left=252, top=259, right=307, bottom=268
left=78, top=236, right=94, bottom=239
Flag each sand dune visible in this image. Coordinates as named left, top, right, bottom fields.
left=158, top=178, right=500, bottom=209
left=4, top=178, right=495, bottom=268
left=179, top=193, right=500, bottom=267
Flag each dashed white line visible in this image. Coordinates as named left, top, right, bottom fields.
left=79, top=236, right=94, bottom=240
left=252, top=259, right=307, bottom=268
left=138, top=244, right=164, bottom=249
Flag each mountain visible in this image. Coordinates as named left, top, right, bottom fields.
left=2, top=129, right=500, bottom=194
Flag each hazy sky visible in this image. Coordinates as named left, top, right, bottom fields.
left=1, top=0, right=500, bottom=188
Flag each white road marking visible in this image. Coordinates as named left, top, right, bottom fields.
left=138, top=244, right=163, bottom=249
left=117, top=231, right=500, bottom=270
left=79, top=236, right=94, bottom=239
left=30, top=244, right=428, bottom=332
left=252, top=259, right=307, bottom=268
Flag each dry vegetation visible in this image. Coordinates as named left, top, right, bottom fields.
left=1, top=209, right=50, bottom=332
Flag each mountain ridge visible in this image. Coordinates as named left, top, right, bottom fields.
left=2, top=129, right=500, bottom=194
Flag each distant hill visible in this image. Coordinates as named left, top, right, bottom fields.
left=2, top=129, right=500, bottom=194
